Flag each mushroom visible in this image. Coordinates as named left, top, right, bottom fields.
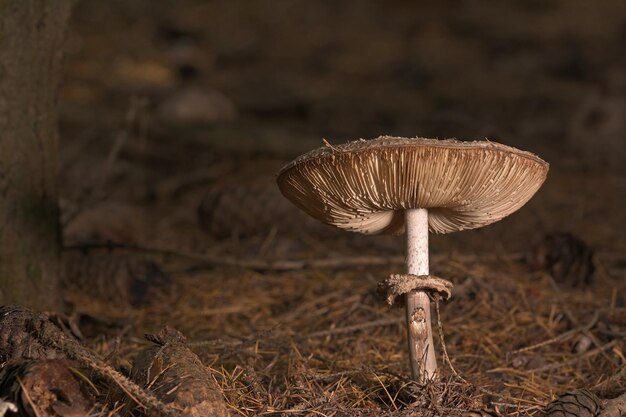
left=276, top=136, right=549, bottom=381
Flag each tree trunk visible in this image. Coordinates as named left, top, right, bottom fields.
left=0, top=0, right=72, bottom=309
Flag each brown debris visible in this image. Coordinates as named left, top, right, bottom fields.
left=63, top=250, right=171, bottom=307
left=27, top=310, right=178, bottom=417
left=526, top=232, right=595, bottom=287
left=600, top=390, right=626, bottom=417
left=132, top=326, right=228, bottom=417
left=462, top=411, right=499, bottom=417
left=393, top=377, right=493, bottom=417
left=0, top=308, right=98, bottom=416
left=52, top=231, right=625, bottom=416
left=0, top=306, right=62, bottom=364
left=0, top=359, right=95, bottom=417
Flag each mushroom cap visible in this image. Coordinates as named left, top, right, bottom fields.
left=276, top=136, right=549, bottom=235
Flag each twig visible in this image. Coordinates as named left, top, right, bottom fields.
left=510, top=310, right=600, bottom=354
left=529, top=340, right=618, bottom=373
left=101, top=96, right=147, bottom=187
left=17, top=377, right=42, bottom=417
left=591, top=364, right=626, bottom=395
left=188, top=325, right=281, bottom=361
left=435, top=297, right=458, bottom=378
left=63, top=241, right=523, bottom=271
left=548, top=277, right=615, bottom=366
left=64, top=241, right=404, bottom=270
left=547, top=278, right=580, bottom=327
left=373, top=372, right=398, bottom=411
left=63, top=96, right=148, bottom=227
left=304, top=317, right=402, bottom=339
left=309, top=369, right=368, bottom=381
left=434, top=296, right=506, bottom=401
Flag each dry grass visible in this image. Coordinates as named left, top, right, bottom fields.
left=63, top=233, right=625, bottom=416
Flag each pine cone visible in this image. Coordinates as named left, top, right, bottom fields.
left=542, top=389, right=603, bottom=417
left=526, top=232, right=595, bottom=287
left=198, top=184, right=333, bottom=239
left=132, top=326, right=229, bottom=417
left=63, top=251, right=170, bottom=307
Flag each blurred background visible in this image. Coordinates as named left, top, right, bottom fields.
left=59, top=0, right=625, bottom=256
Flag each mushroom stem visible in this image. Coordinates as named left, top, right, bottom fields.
left=405, top=208, right=438, bottom=381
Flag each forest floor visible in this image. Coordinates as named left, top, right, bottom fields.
left=50, top=1, right=626, bottom=415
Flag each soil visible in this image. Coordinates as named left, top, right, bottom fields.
left=48, top=0, right=626, bottom=415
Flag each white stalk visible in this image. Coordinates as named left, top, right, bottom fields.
left=405, top=208, right=437, bottom=381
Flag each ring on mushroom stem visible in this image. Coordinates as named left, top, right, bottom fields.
left=277, top=136, right=549, bottom=382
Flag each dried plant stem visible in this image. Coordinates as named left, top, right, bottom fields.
left=405, top=208, right=437, bottom=381
left=548, top=278, right=615, bottom=365
left=17, top=377, right=43, bottom=417
left=592, top=364, right=626, bottom=394
left=511, top=310, right=600, bottom=354
left=435, top=297, right=505, bottom=401
left=63, top=241, right=523, bottom=271
left=29, top=315, right=179, bottom=417
left=530, top=340, right=618, bottom=373
left=306, top=317, right=402, bottom=339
